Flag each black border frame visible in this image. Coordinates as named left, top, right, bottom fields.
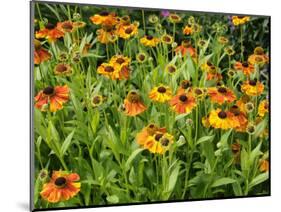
left=30, top=1, right=271, bottom=211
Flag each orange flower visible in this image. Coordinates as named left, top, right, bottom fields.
left=123, top=91, right=146, bottom=116
left=177, top=80, right=192, bottom=94
left=34, top=85, right=69, bottom=112
left=229, top=105, right=248, bottom=132
left=144, top=132, right=174, bottom=154
left=234, top=61, right=254, bottom=76
left=35, top=23, right=64, bottom=42
left=136, top=123, right=166, bottom=146
left=207, top=72, right=223, bottom=81
left=259, top=159, right=269, bottom=172
left=34, top=39, right=51, bottom=65
left=56, top=21, right=74, bottom=33
left=248, top=47, right=269, bottom=66
left=96, top=25, right=117, bottom=44
left=170, top=91, right=196, bottom=114
left=90, top=11, right=117, bottom=25
left=183, top=25, right=193, bottom=35
left=241, top=80, right=264, bottom=96
left=175, top=40, right=196, bottom=58
left=207, top=87, right=236, bottom=105
left=236, top=95, right=250, bottom=113
left=40, top=171, right=80, bottom=203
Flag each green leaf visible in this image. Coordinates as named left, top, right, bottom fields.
left=125, top=148, right=144, bottom=171
left=196, top=135, right=215, bottom=145
left=249, top=172, right=269, bottom=189
left=106, top=195, right=119, bottom=203
left=211, top=177, right=236, bottom=188
left=60, top=130, right=75, bottom=156
left=168, top=165, right=180, bottom=192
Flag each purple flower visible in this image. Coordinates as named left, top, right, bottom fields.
left=161, top=10, right=170, bottom=17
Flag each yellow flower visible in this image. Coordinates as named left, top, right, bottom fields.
left=161, top=34, right=173, bottom=44
left=183, top=25, right=193, bottom=35
left=258, top=100, right=269, bottom=117
left=149, top=85, right=172, bottom=103
left=209, top=109, right=239, bottom=130
left=232, top=16, right=250, bottom=26
left=241, top=80, right=264, bottom=96
left=144, top=132, right=174, bottom=154
left=140, top=35, right=160, bottom=47
left=116, top=23, right=138, bottom=39
left=168, top=13, right=182, bottom=23
left=165, top=64, right=177, bottom=74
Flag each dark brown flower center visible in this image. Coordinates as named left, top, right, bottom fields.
left=148, top=124, right=155, bottom=128
left=195, top=89, right=203, bottom=95
left=125, top=27, right=133, bottom=34
left=93, top=96, right=101, bottom=104
left=218, top=111, right=227, bottom=119
left=242, top=62, right=249, bottom=67
left=168, top=66, right=176, bottom=73
left=62, top=22, right=73, bottom=31
left=43, top=86, right=54, bottom=95
left=105, top=66, right=114, bottom=72
left=207, top=61, right=213, bottom=66
left=161, top=138, right=170, bottom=146
left=116, top=58, right=125, bottom=64
left=249, top=80, right=257, bottom=86
left=56, top=64, right=68, bottom=73
left=138, top=54, right=145, bottom=61
left=155, top=133, right=163, bottom=141
left=171, top=15, right=179, bottom=20
left=157, top=86, right=167, bottom=93
left=163, top=36, right=171, bottom=42
left=45, top=23, right=55, bottom=30
left=237, top=16, right=245, bottom=19
left=55, top=177, right=67, bottom=187
left=179, top=95, right=188, bottom=102
left=99, top=11, right=109, bottom=16
left=264, top=103, right=268, bottom=109
left=146, top=35, right=153, bottom=40
left=218, top=87, right=227, bottom=93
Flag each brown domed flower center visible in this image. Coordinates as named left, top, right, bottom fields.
left=43, top=86, right=54, bottom=95
left=264, top=103, right=268, bottom=109
left=218, top=111, right=227, bottom=119
left=249, top=80, right=257, bottom=86
left=161, top=138, right=170, bottom=146
left=93, top=96, right=101, bottom=104
left=45, top=23, right=55, bottom=30
left=62, top=22, right=73, bottom=31
left=155, top=133, right=163, bottom=141
left=195, top=89, right=203, bottom=95
left=179, top=95, right=188, bottom=102
left=237, top=16, right=245, bottom=19
left=116, top=58, right=125, bottom=64
left=55, top=177, right=67, bottom=187
left=125, top=27, right=133, bottom=34
left=138, top=54, right=145, bottom=61
left=56, top=64, right=68, bottom=73
left=163, top=36, right=171, bottom=42
left=168, top=66, right=176, bottom=73
left=99, top=11, right=109, bottom=16
left=157, top=86, right=167, bottom=93
left=218, top=87, right=227, bottom=93
left=128, top=92, right=139, bottom=103
left=207, top=61, right=213, bottom=66
left=242, top=62, right=249, bottom=67
left=146, top=35, right=153, bottom=40
left=171, top=15, right=179, bottom=20
left=105, top=66, right=114, bottom=72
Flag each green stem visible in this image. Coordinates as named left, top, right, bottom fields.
left=142, top=10, right=146, bottom=33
